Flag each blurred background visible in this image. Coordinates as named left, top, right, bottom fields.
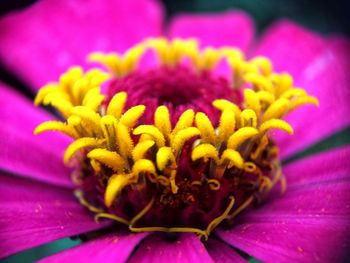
left=1, top=0, right=349, bottom=262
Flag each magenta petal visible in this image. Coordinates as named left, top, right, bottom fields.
left=206, top=239, right=247, bottom=263
left=0, top=83, right=72, bottom=188
left=253, top=20, right=326, bottom=78
left=129, top=233, right=213, bottom=263
left=40, top=233, right=147, bottom=263
left=283, top=146, right=350, bottom=187
left=217, top=147, right=350, bottom=263
left=0, top=0, right=163, bottom=91
left=168, top=11, right=254, bottom=51
left=0, top=174, right=109, bottom=259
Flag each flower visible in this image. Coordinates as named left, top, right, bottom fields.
left=0, top=1, right=349, bottom=262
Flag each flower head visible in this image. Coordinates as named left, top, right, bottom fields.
left=0, top=0, right=349, bottom=262
left=34, top=38, right=318, bottom=240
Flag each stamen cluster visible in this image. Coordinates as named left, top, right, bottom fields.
left=34, top=38, right=318, bottom=238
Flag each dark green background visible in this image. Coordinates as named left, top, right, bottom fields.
left=1, top=0, right=349, bottom=262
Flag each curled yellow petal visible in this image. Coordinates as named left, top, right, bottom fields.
left=156, top=147, right=175, bottom=171
left=227, top=127, right=259, bottom=150
left=218, top=109, right=236, bottom=141
left=116, top=123, right=134, bottom=158
left=104, top=174, right=130, bottom=207
left=212, top=99, right=242, bottom=118
left=220, top=149, right=244, bottom=169
left=64, top=138, right=105, bottom=164
left=195, top=112, right=217, bottom=144
left=106, top=92, right=127, bottom=119
left=240, top=109, right=257, bottom=128
left=244, top=89, right=261, bottom=117
left=34, top=121, right=77, bottom=138
left=87, top=149, right=125, bottom=172
left=155, top=106, right=172, bottom=140
left=120, top=105, right=146, bottom=128
left=172, top=109, right=195, bottom=136
left=171, top=127, right=200, bottom=155
left=132, top=140, right=155, bottom=161
left=289, top=96, right=319, bottom=112
left=191, top=144, right=218, bottom=162
left=133, top=125, right=165, bottom=148
left=259, top=119, right=293, bottom=135
left=250, top=56, right=272, bottom=76
left=132, top=159, right=156, bottom=176
left=261, top=98, right=290, bottom=122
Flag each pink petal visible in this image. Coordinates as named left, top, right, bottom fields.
left=254, top=20, right=350, bottom=158
left=39, top=233, right=147, bottom=263
left=168, top=11, right=254, bottom=51
left=205, top=239, right=247, bottom=263
left=0, top=0, right=163, bottom=91
left=253, top=20, right=326, bottom=78
left=217, top=147, right=350, bottom=263
left=0, top=82, right=73, bottom=188
left=0, top=174, right=109, bottom=259
left=129, top=233, right=213, bottom=263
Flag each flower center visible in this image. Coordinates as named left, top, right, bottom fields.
left=34, top=38, right=318, bottom=239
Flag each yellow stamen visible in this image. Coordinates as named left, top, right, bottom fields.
left=195, top=112, right=217, bottom=144
left=64, top=138, right=105, bottom=164
left=87, top=149, right=125, bottom=173
left=227, top=127, right=259, bottom=150
left=191, top=144, right=219, bottom=162
left=132, top=140, right=155, bottom=161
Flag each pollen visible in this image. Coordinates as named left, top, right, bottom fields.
left=34, top=38, right=318, bottom=239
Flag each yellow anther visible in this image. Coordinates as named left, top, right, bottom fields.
left=90, top=159, right=101, bottom=173
left=191, top=144, right=218, bottom=162
left=59, top=66, right=83, bottom=88
left=87, top=149, right=125, bottom=172
left=244, top=89, right=261, bottom=117
left=155, top=106, right=172, bottom=140
left=34, top=121, right=77, bottom=138
left=289, top=96, right=319, bottom=112
left=100, top=115, right=118, bottom=150
left=227, top=127, right=259, bottom=150
left=133, top=125, right=165, bottom=148
left=119, top=105, right=146, bottom=128
left=70, top=106, right=102, bottom=135
left=156, top=147, right=175, bottom=171
left=271, top=73, right=293, bottom=96
left=218, top=109, right=236, bottom=141
left=46, top=96, right=73, bottom=117
left=220, top=149, right=244, bottom=169
left=116, top=123, right=134, bottom=158
left=104, top=174, right=131, bottom=207
left=34, top=84, right=58, bottom=105
left=169, top=170, right=178, bottom=194
left=121, top=44, right=146, bottom=74
left=82, top=87, right=105, bottom=112
left=280, top=88, right=307, bottom=100
left=106, top=92, right=127, bottom=119
left=146, top=38, right=170, bottom=65
left=219, top=47, right=244, bottom=60
left=88, top=52, right=121, bottom=76
left=212, top=99, right=242, bottom=120
left=256, top=91, right=275, bottom=105
left=132, top=140, right=155, bottom=161
left=84, top=68, right=111, bottom=87
left=259, top=119, right=293, bottom=135
left=67, top=115, right=87, bottom=137
left=195, top=112, right=217, bottom=144
left=244, top=73, right=274, bottom=93
left=171, top=127, right=200, bottom=155
left=64, top=138, right=105, bottom=164
left=250, top=56, right=273, bottom=76
left=261, top=98, right=290, bottom=122
left=132, top=159, right=156, bottom=176
left=172, top=109, right=195, bottom=136
left=200, top=47, right=221, bottom=70
left=240, top=109, right=257, bottom=128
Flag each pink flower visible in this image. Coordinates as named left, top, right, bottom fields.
left=0, top=0, right=349, bottom=262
